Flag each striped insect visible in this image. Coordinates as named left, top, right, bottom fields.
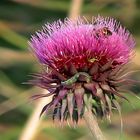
left=95, top=27, right=112, bottom=38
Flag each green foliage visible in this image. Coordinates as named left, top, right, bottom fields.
left=43, top=127, right=86, bottom=140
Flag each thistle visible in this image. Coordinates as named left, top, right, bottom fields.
left=28, top=16, right=135, bottom=123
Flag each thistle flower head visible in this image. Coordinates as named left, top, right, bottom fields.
left=29, top=16, right=135, bottom=123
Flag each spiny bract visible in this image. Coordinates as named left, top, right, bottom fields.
left=29, top=16, right=135, bottom=123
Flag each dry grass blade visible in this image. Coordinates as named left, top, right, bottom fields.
left=19, top=91, right=53, bottom=140
left=0, top=87, right=39, bottom=116
left=69, top=0, right=83, bottom=20
left=0, top=48, right=34, bottom=68
left=0, top=22, right=27, bottom=49
left=0, top=70, right=23, bottom=97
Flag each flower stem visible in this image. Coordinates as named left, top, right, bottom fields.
left=83, top=108, right=106, bottom=140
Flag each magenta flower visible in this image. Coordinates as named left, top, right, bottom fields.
left=29, top=16, right=135, bottom=123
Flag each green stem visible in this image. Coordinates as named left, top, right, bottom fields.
left=83, top=107, right=106, bottom=140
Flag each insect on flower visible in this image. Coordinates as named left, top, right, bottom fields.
left=28, top=16, right=136, bottom=124
left=95, top=27, right=112, bottom=38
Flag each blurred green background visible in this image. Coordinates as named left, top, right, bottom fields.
left=0, top=0, right=140, bottom=140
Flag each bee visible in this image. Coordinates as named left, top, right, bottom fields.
left=95, top=27, right=112, bottom=38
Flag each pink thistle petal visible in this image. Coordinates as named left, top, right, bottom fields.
left=29, top=16, right=135, bottom=73
left=28, top=16, right=136, bottom=123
